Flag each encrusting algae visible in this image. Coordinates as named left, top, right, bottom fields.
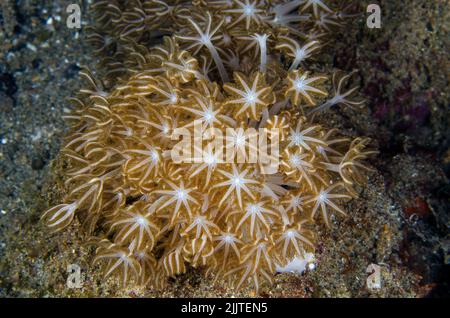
left=42, top=0, right=377, bottom=291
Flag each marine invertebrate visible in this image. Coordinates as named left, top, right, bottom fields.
left=223, top=71, right=275, bottom=120
left=275, top=36, right=320, bottom=70
left=43, top=0, right=376, bottom=292
left=285, top=70, right=327, bottom=106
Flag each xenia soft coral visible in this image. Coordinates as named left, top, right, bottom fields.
left=43, top=0, right=376, bottom=291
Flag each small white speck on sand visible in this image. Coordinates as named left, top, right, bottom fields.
left=26, top=43, right=37, bottom=52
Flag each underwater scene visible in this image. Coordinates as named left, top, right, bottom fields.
left=0, top=0, right=448, bottom=299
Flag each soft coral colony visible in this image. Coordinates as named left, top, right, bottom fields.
left=43, top=0, right=377, bottom=291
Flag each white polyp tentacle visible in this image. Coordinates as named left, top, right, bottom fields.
left=289, top=55, right=302, bottom=71
left=205, top=41, right=229, bottom=82
left=276, top=0, right=304, bottom=16
left=260, top=41, right=267, bottom=73
left=254, top=34, right=269, bottom=73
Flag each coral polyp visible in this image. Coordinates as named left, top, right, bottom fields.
left=43, top=0, right=376, bottom=292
